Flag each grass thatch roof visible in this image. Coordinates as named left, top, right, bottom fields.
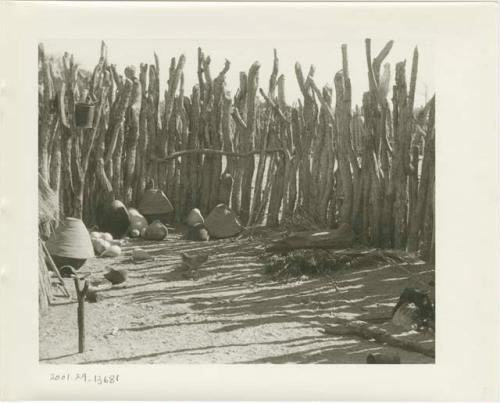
left=39, top=173, right=58, bottom=225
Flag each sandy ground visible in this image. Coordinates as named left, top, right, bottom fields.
left=39, top=231, right=435, bottom=364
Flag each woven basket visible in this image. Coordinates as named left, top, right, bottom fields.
left=138, top=189, right=174, bottom=224
left=46, top=217, right=94, bottom=269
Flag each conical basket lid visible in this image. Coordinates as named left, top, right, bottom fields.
left=46, top=217, right=95, bottom=259
left=138, top=189, right=174, bottom=215
left=205, top=203, right=243, bottom=238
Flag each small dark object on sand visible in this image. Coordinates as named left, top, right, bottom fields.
left=181, top=252, right=209, bottom=270
left=366, top=353, right=401, bottom=364
left=85, top=287, right=101, bottom=303
left=104, top=268, right=128, bottom=285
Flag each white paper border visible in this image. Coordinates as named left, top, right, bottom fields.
left=0, top=1, right=498, bottom=401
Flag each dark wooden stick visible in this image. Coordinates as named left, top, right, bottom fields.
left=41, top=242, right=70, bottom=297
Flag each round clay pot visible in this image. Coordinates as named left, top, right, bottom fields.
left=186, top=223, right=210, bottom=242
left=186, top=208, right=204, bottom=227
left=143, top=220, right=169, bottom=241
left=99, top=200, right=131, bottom=239
left=128, top=208, right=148, bottom=233
left=143, top=212, right=174, bottom=225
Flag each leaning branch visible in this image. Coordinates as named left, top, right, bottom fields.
left=151, top=147, right=288, bottom=162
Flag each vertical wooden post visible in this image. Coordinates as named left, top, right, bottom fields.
left=73, top=277, right=89, bottom=354
left=231, top=72, right=248, bottom=215
left=240, top=62, right=260, bottom=225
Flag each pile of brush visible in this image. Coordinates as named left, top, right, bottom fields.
left=263, top=249, right=411, bottom=279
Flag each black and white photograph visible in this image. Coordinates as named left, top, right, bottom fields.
left=1, top=1, right=498, bottom=400
left=38, top=32, right=436, bottom=365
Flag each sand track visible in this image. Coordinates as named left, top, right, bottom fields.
left=39, top=233, right=435, bottom=364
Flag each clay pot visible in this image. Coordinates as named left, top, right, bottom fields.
left=185, top=223, right=210, bottom=242
left=128, top=208, right=148, bottom=234
left=129, top=229, right=141, bottom=238
left=98, top=200, right=131, bottom=239
left=186, top=208, right=204, bottom=227
left=46, top=217, right=94, bottom=270
left=143, top=220, right=168, bottom=241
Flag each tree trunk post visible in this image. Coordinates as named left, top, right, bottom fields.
left=73, top=277, right=89, bottom=354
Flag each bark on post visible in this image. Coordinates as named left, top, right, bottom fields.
left=218, top=90, right=234, bottom=206
left=408, top=96, right=435, bottom=254
left=38, top=40, right=434, bottom=258
left=198, top=50, right=214, bottom=215
left=124, top=71, right=142, bottom=205
left=208, top=59, right=230, bottom=212
left=294, top=63, right=317, bottom=214
left=231, top=72, right=248, bottom=215
left=38, top=44, right=55, bottom=181
left=334, top=69, right=353, bottom=225
left=145, top=55, right=161, bottom=190
left=249, top=92, right=271, bottom=225
left=391, top=49, right=418, bottom=249
left=73, top=277, right=89, bottom=353
left=59, top=45, right=110, bottom=220
left=176, top=77, right=190, bottom=222
left=240, top=62, right=260, bottom=225
left=133, top=63, right=149, bottom=205
left=189, top=85, right=202, bottom=209
left=163, top=55, right=186, bottom=204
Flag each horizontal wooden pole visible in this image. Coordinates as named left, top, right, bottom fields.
left=152, top=148, right=289, bottom=162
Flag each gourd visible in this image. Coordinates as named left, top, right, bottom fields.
left=186, top=208, right=204, bottom=227
left=128, top=208, right=148, bottom=233
left=129, top=229, right=141, bottom=238
left=92, top=238, right=110, bottom=255
left=101, top=245, right=121, bottom=258
left=102, top=232, right=113, bottom=242
left=143, top=220, right=168, bottom=241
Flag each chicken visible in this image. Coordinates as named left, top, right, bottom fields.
left=180, top=252, right=209, bottom=270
